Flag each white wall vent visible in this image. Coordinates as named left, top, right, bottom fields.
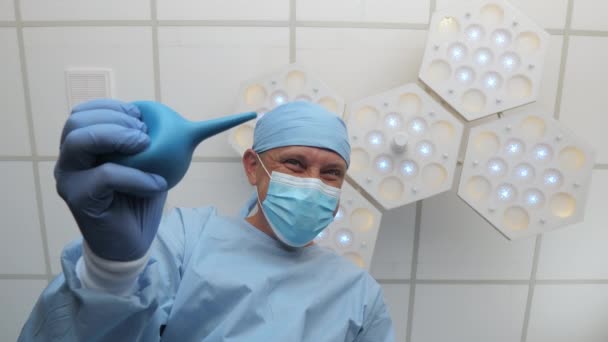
left=65, top=68, right=113, bottom=109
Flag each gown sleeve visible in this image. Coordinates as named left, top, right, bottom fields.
left=354, top=283, right=396, bottom=342
left=17, top=207, right=216, bottom=342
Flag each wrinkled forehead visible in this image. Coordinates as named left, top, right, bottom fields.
left=252, top=101, right=351, bottom=167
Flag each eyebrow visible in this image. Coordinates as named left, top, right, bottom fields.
left=276, top=152, right=346, bottom=170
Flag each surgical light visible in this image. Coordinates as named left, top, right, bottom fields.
left=229, top=63, right=346, bottom=156
left=458, top=111, right=595, bottom=239
left=419, top=0, right=550, bottom=120
left=345, top=83, right=463, bottom=209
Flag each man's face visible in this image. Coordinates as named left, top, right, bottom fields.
left=243, top=145, right=348, bottom=202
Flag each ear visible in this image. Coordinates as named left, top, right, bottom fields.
left=242, top=149, right=259, bottom=186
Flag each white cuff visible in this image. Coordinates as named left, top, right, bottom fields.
left=76, top=241, right=150, bottom=296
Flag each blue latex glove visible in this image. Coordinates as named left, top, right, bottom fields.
left=55, top=99, right=168, bottom=262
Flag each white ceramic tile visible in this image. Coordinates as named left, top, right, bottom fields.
left=296, top=28, right=427, bottom=103
left=20, top=0, right=150, bottom=20
left=411, top=284, right=528, bottom=342
left=0, top=0, right=14, bottom=21
left=536, top=171, right=608, bottom=279
left=158, top=26, right=289, bottom=157
left=527, top=284, right=608, bottom=342
left=503, top=35, right=564, bottom=116
left=297, top=0, right=430, bottom=24
left=24, top=27, right=155, bottom=156
left=157, top=0, right=288, bottom=20
left=559, top=36, right=608, bottom=164
left=435, top=0, right=567, bottom=30
left=418, top=189, right=536, bottom=280
left=166, top=162, right=253, bottom=218
left=571, top=0, right=608, bottom=31
left=0, top=280, right=48, bottom=342
left=371, top=203, right=416, bottom=280
left=0, top=162, right=46, bottom=274
left=380, top=283, right=409, bottom=342
left=0, top=29, right=31, bottom=155
left=38, top=162, right=80, bottom=275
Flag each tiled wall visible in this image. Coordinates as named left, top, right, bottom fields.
left=1, top=1, right=607, bottom=341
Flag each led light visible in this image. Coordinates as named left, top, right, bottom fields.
left=335, top=229, right=354, bottom=248
left=497, top=183, right=517, bottom=202
left=513, top=163, right=535, bottom=182
left=500, top=52, right=521, bottom=72
left=543, top=169, right=563, bottom=187
left=532, top=144, right=553, bottom=162
left=465, top=25, right=484, bottom=41
left=416, top=141, right=435, bottom=157
left=367, top=131, right=385, bottom=147
left=456, top=66, right=475, bottom=85
left=524, top=188, right=545, bottom=208
left=491, top=29, right=512, bottom=47
left=270, top=91, right=288, bottom=107
left=448, top=43, right=467, bottom=62
left=400, top=160, right=418, bottom=177
left=505, top=138, right=525, bottom=157
left=473, top=48, right=494, bottom=67
left=384, top=113, right=402, bottom=129
left=407, top=117, right=428, bottom=135
left=482, top=72, right=503, bottom=90
left=374, top=155, right=394, bottom=174
left=487, top=158, right=507, bottom=177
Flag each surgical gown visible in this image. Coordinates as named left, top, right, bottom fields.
left=19, top=207, right=395, bottom=341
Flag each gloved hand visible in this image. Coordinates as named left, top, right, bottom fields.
left=55, top=99, right=168, bottom=262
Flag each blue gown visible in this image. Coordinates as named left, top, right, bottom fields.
left=18, top=207, right=395, bottom=341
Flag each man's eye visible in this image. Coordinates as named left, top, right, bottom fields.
left=284, top=159, right=303, bottom=167
left=324, top=169, right=343, bottom=177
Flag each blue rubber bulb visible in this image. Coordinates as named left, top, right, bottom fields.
left=103, top=101, right=256, bottom=189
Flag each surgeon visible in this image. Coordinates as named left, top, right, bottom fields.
left=19, top=99, right=395, bottom=341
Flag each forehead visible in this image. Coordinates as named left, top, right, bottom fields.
left=265, top=146, right=347, bottom=168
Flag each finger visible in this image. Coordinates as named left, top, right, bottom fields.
left=71, top=99, right=141, bottom=119
left=92, top=163, right=168, bottom=198
left=61, top=109, right=147, bottom=145
left=58, top=124, right=149, bottom=170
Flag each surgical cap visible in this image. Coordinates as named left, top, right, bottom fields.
left=252, top=101, right=351, bottom=167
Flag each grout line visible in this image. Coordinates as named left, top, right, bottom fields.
left=13, top=0, right=54, bottom=284
left=21, top=20, right=154, bottom=27
left=405, top=201, right=423, bottom=342
left=595, top=164, right=608, bottom=170
left=416, top=279, right=529, bottom=285
left=536, top=279, right=608, bottom=285
left=296, top=21, right=428, bottom=30
left=0, top=21, right=17, bottom=26
left=289, top=0, right=296, bottom=63
left=377, top=279, right=411, bottom=285
left=158, top=20, right=288, bottom=27
left=546, top=28, right=565, bottom=35
left=430, top=0, right=436, bottom=14
left=0, top=274, right=49, bottom=280
left=520, top=235, right=543, bottom=342
left=553, top=0, right=575, bottom=120
left=151, top=0, right=161, bottom=102
left=569, top=29, right=608, bottom=37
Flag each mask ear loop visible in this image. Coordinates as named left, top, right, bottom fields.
left=255, top=152, right=272, bottom=179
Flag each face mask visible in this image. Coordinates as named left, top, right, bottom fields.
left=256, top=154, right=341, bottom=247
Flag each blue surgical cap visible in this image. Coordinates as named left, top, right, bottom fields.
left=252, top=101, right=351, bottom=167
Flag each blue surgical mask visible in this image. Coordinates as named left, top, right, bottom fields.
left=256, top=155, right=341, bottom=247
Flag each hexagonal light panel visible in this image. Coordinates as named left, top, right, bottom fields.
left=419, top=0, right=549, bottom=121
left=229, top=63, right=345, bottom=156
left=458, top=112, right=596, bottom=240
left=315, top=181, right=382, bottom=270
left=345, top=83, right=464, bottom=210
